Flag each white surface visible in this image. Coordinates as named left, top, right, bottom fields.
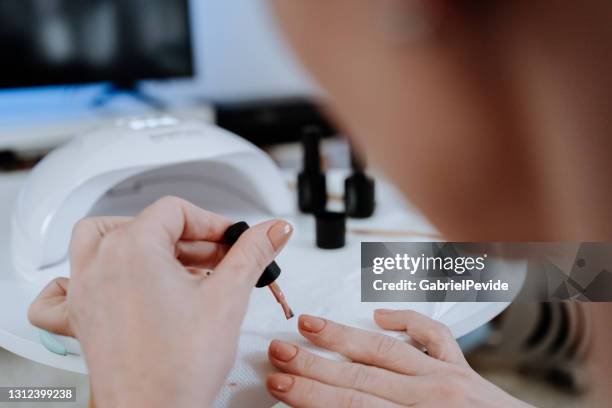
left=0, top=167, right=517, bottom=407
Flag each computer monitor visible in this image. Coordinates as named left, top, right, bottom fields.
left=0, top=0, right=193, bottom=89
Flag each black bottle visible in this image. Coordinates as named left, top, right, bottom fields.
left=344, top=146, right=375, bottom=218
left=297, top=126, right=327, bottom=213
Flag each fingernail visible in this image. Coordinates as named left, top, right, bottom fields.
left=267, top=221, right=293, bottom=251
left=299, top=315, right=326, bottom=333
left=267, top=373, right=294, bottom=393
left=375, top=309, right=396, bottom=315
left=270, top=340, right=298, bottom=362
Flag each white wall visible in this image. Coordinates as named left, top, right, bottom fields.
left=179, top=0, right=317, bottom=101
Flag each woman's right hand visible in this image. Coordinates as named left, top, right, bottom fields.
left=28, top=196, right=293, bottom=408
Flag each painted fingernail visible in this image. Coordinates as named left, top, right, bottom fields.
left=375, top=309, right=395, bottom=315
left=267, top=373, right=295, bottom=393
left=299, top=315, right=326, bottom=333
left=270, top=340, right=298, bottom=362
left=267, top=221, right=293, bottom=251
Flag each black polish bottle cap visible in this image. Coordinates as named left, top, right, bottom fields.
left=315, top=211, right=346, bottom=249
left=345, top=173, right=375, bottom=218
left=298, top=126, right=327, bottom=213
left=223, top=221, right=280, bottom=288
left=344, top=146, right=375, bottom=218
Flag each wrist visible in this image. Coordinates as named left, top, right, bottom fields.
left=89, top=368, right=214, bottom=408
left=92, top=385, right=212, bottom=408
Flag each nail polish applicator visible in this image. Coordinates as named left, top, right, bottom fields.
left=223, top=221, right=294, bottom=319
left=297, top=125, right=327, bottom=213
left=344, top=145, right=375, bottom=218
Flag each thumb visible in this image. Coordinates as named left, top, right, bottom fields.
left=214, top=220, right=292, bottom=289
left=28, top=277, right=75, bottom=338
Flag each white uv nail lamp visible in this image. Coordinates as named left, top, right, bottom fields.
left=11, top=116, right=293, bottom=285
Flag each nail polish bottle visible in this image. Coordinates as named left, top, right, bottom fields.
left=315, top=211, right=346, bottom=249
left=297, top=126, right=327, bottom=213
left=344, top=146, right=375, bottom=218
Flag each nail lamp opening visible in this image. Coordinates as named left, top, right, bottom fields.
left=11, top=116, right=292, bottom=285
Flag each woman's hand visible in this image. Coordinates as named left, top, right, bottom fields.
left=28, top=196, right=292, bottom=408
left=267, top=310, right=532, bottom=407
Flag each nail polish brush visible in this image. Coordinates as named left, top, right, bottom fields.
left=223, top=221, right=294, bottom=319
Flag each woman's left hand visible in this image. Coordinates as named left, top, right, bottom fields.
left=267, top=309, right=532, bottom=407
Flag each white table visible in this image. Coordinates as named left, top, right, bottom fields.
left=0, top=168, right=514, bottom=407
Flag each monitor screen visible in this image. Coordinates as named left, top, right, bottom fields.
left=0, top=0, right=193, bottom=89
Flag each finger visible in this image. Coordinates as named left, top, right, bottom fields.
left=131, top=196, right=232, bottom=248
left=268, top=340, right=423, bottom=405
left=374, top=309, right=466, bottom=364
left=175, top=241, right=229, bottom=269
left=27, top=278, right=75, bottom=337
left=69, top=217, right=131, bottom=275
left=267, top=373, right=403, bottom=408
left=212, top=219, right=292, bottom=289
left=298, top=315, right=442, bottom=375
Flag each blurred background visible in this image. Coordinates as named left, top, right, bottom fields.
left=0, top=1, right=591, bottom=407
left=0, top=0, right=322, bottom=154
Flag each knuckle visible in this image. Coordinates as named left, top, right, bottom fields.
left=448, top=365, right=472, bottom=381
left=324, top=324, right=348, bottom=348
left=301, top=352, right=317, bottom=374
left=341, top=390, right=366, bottom=408
left=96, top=230, right=134, bottom=264
left=435, top=370, right=470, bottom=401
left=431, top=319, right=452, bottom=336
left=429, top=323, right=453, bottom=344
left=97, top=230, right=122, bottom=252
left=155, top=195, right=185, bottom=208
left=251, top=241, right=272, bottom=270
left=397, top=310, right=420, bottom=327
left=71, top=218, right=96, bottom=239
left=374, top=335, right=398, bottom=358
left=401, top=309, right=419, bottom=320
left=347, top=364, right=370, bottom=389
left=231, top=246, right=262, bottom=274
left=239, top=234, right=273, bottom=271
left=436, top=380, right=461, bottom=400
left=299, top=379, right=318, bottom=404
